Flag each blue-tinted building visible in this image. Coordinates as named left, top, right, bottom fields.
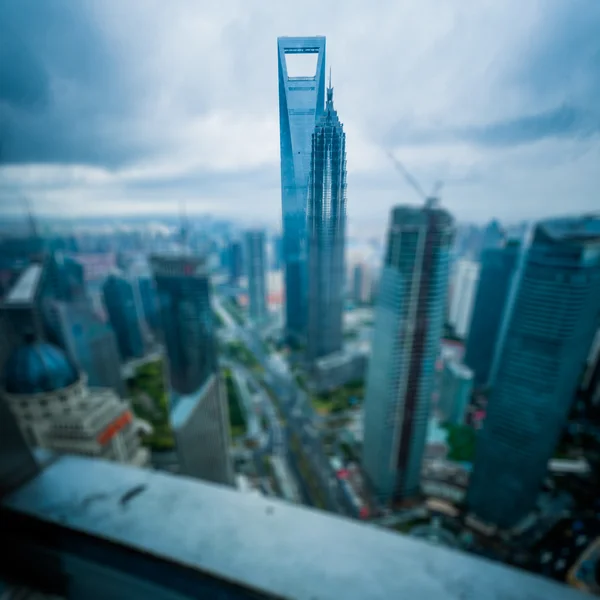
left=102, top=274, right=144, bottom=361
left=228, top=241, right=243, bottom=285
left=151, top=255, right=217, bottom=401
left=468, top=215, right=600, bottom=528
left=464, top=240, right=521, bottom=387
left=278, top=36, right=326, bottom=341
left=306, top=81, right=346, bottom=362
left=53, top=302, right=125, bottom=397
left=245, top=230, right=268, bottom=323
left=363, top=203, right=454, bottom=503
left=438, top=361, right=473, bottom=425
left=151, top=254, right=232, bottom=485
left=137, top=276, right=159, bottom=332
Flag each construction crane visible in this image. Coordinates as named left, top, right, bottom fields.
left=385, top=150, right=443, bottom=207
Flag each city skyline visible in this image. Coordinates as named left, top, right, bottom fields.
left=1, top=2, right=599, bottom=226
left=1, top=8, right=600, bottom=594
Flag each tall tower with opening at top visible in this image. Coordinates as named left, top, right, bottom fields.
left=277, top=36, right=326, bottom=342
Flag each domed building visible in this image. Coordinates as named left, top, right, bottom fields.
left=2, top=339, right=149, bottom=467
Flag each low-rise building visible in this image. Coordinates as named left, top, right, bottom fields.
left=309, top=348, right=368, bottom=394
left=2, top=338, right=148, bottom=467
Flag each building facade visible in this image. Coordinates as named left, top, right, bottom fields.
left=352, top=263, right=372, bottom=305
left=171, top=373, right=233, bottom=486
left=362, top=203, right=454, bottom=504
left=245, top=230, right=268, bottom=323
left=102, top=274, right=145, bottom=361
left=151, top=254, right=232, bottom=485
left=467, top=215, right=600, bottom=528
left=306, top=82, right=346, bottom=362
left=228, top=241, right=243, bottom=285
left=438, top=361, right=473, bottom=425
left=278, top=36, right=326, bottom=341
left=464, top=240, right=521, bottom=387
left=448, top=259, right=480, bottom=340
left=2, top=340, right=148, bottom=467
left=53, top=302, right=125, bottom=397
left=151, top=255, right=217, bottom=402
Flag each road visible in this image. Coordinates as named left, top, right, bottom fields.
left=214, top=297, right=352, bottom=512
left=217, top=304, right=354, bottom=516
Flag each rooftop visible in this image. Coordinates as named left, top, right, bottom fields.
left=3, top=263, right=43, bottom=305
left=1, top=455, right=585, bottom=600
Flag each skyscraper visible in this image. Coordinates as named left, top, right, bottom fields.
left=278, top=36, right=326, bottom=341
left=151, top=254, right=233, bottom=486
left=306, top=80, right=346, bottom=362
left=448, top=259, right=480, bottom=339
left=53, top=302, right=126, bottom=397
left=438, top=361, right=473, bottom=425
left=228, top=240, right=243, bottom=285
left=467, top=215, right=600, bottom=528
left=352, top=263, right=372, bottom=305
left=362, top=203, right=454, bottom=504
left=245, top=230, right=268, bottom=323
left=464, top=240, right=521, bottom=387
left=102, top=273, right=145, bottom=361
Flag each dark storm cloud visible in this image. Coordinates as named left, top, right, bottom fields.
left=0, top=0, right=148, bottom=166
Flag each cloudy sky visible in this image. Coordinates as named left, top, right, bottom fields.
left=1, top=0, right=599, bottom=230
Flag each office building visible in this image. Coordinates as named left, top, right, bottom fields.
left=306, top=80, right=346, bottom=362
left=467, top=215, right=600, bottom=528
left=245, top=230, right=268, bottom=323
left=448, top=259, right=480, bottom=339
left=478, top=219, right=505, bottom=258
left=2, top=338, right=148, bottom=467
left=228, top=240, right=243, bottom=285
left=102, top=273, right=145, bottom=361
left=464, top=240, right=521, bottom=387
left=272, top=234, right=284, bottom=270
left=362, top=203, right=454, bottom=504
left=352, top=263, right=372, bottom=305
left=438, top=361, right=473, bottom=425
left=171, top=373, right=233, bottom=486
left=310, top=348, right=368, bottom=394
left=278, top=36, right=326, bottom=341
left=53, top=302, right=125, bottom=397
left=151, top=254, right=233, bottom=486
left=137, top=276, right=160, bottom=332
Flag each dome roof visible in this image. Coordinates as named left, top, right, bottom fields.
left=3, top=341, right=79, bottom=394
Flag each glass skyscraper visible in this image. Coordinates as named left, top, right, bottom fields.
left=306, top=82, right=346, bottom=362
left=245, top=230, right=268, bottom=323
left=277, top=36, right=326, bottom=341
left=102, top=274, right=144, bottom=361
left=468, top=215, right=600, bottom=528
left=362, top=203, right=454, bottom=504
left=464, top=240, right=521, bottom=387
left=151, top=256, right=217, bottom=401
left=151, top=254, right=233, bottom=486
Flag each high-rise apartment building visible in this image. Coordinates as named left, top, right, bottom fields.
left=306, top=82, right=346, bottom=362
left=102, top=273, right=145, bottom=361
left=468, top=215, right=600, bottom=528
left=464, top=240, right=521, bottom=387
left=151, top=254, right=233, bottom=486
left=245, top=230, right=268, bottom=323
left=448, top=259, right=480, bottom=340
left=362, top=203, right=454, bottom=504
left=278, top=36, right=326, bottom=341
